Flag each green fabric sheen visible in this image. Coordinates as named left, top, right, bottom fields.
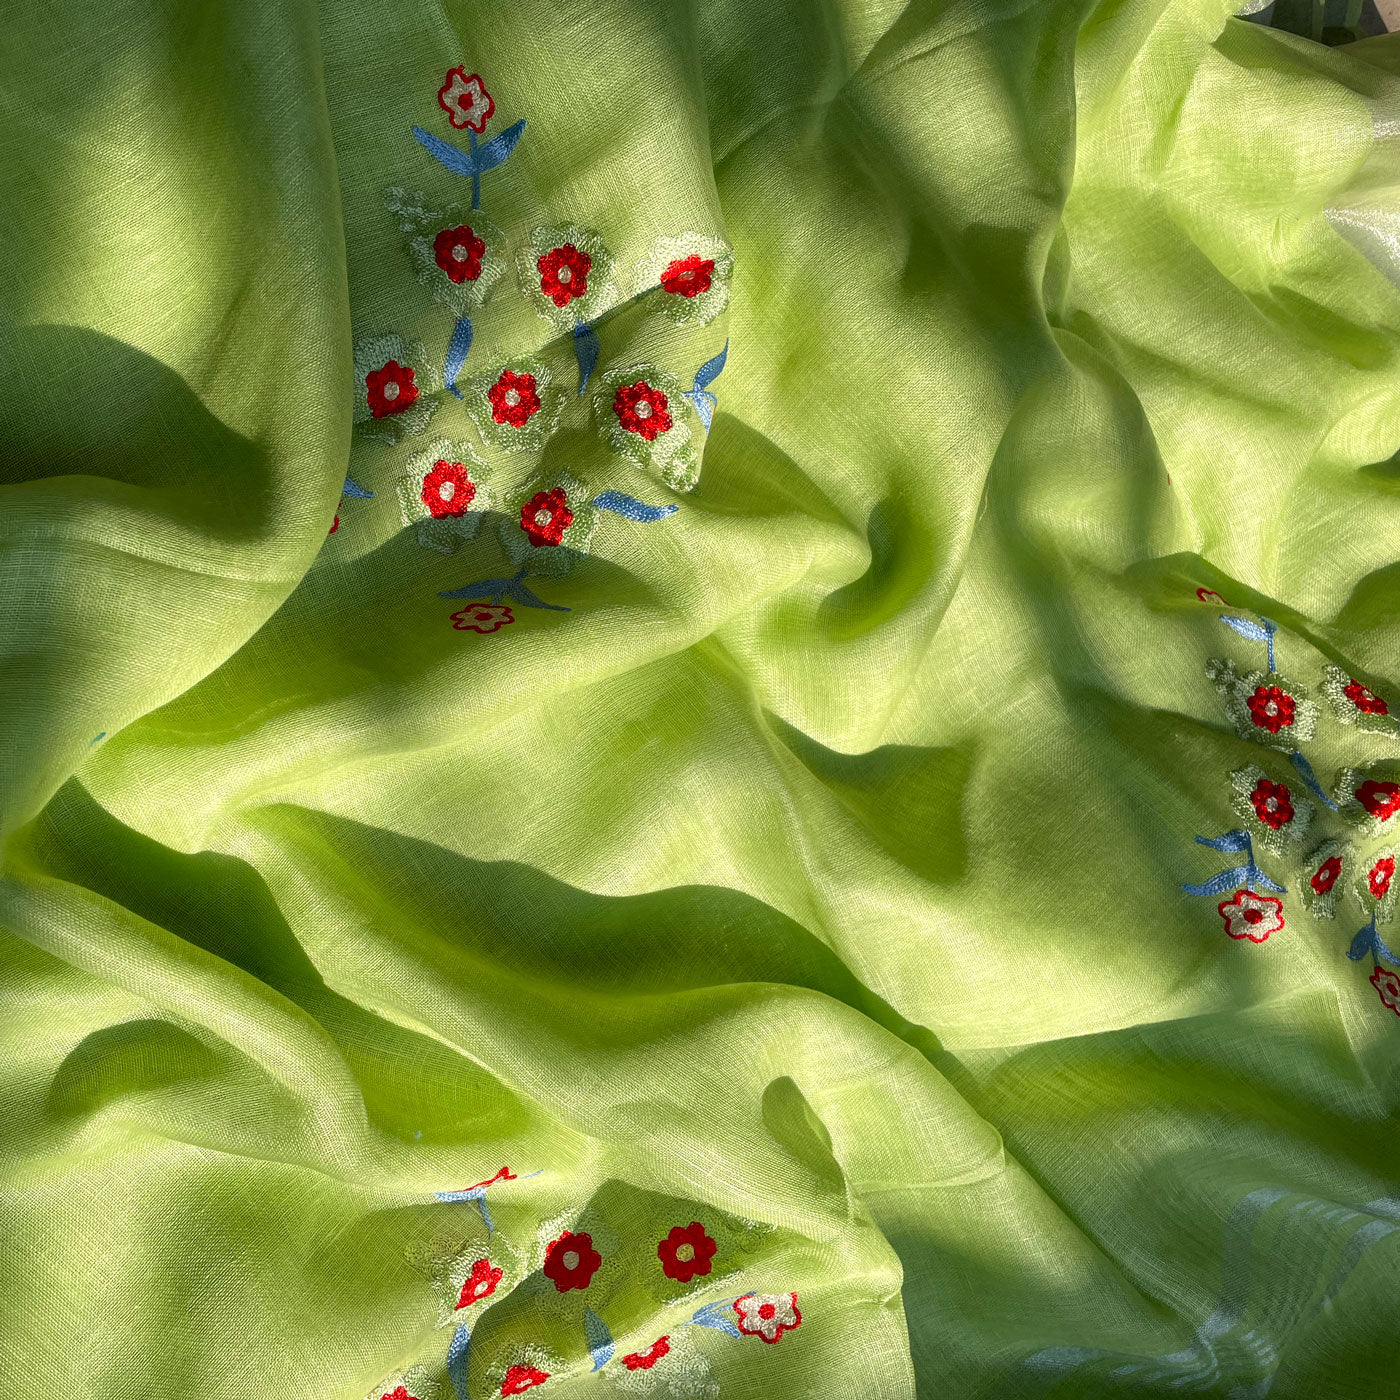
left=4, top=1, right=1400, bottom=1397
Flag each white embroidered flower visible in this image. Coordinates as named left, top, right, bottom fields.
left=438, top=68, right=495, bottom=133
left=732, top=1291, right=802, bottom=1344
left=1216, top=889, right=1285, bottom=944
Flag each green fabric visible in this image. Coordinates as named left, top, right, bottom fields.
left=5, top=2, right=1400, bottom=1396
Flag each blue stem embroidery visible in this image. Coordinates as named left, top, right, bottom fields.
left=445, top=315, right=474, bottom=399
left=342, top=477, right=374, bottom=499
left=1220, top=613, right=1277, bottom=672
left=592, top=491, right=678, bottom=522
left=684, top=339, right=728, bottom=432
left=440, top=566, right=570, bottom=612
left=1348, top=917, right=1400, bottom=967
left=447, top=1325, right=471, bottom=1400
left=1181, top=830, right=1286, bottom=897
left=468, top=128, right=480, bottom=210
left=434, top=1168, right=541, bottom=1234
left=690, top=1299, right=741, bottom=1338
left=573, top=321, right=600, bottom=395
left=585, top=1308, right=615, bottom=1371
left=412, top=119, right=526, bottom=186
left=1290, top=751, right=1339, bottom=811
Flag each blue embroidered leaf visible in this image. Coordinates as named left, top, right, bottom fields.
left=1182, top=864, right=1285, bottom=897
left=412, top=126, right=480, bottom=178
left=693, top=339, right=729, bottom=390
left=1219, top=615, right=1274, bottom=644
left=445, top=315, right=474, bottom=399
left=470, top=118, right=526, bottom=174
left=342, top=477, right=374, bottom=499
left=1194, top=830, right=1252, bottom=854
left=507, top=579, right=571, bottom=613
left=1349, top=921, right=1400, bottom=966
left=593, top=491, right=679, bottom=522
left=573, top=321, right=600, bottom=395
left=440, top=575, right=521, bottom=601
left=585, top=1308, right=615, bottom=1371
left=447, top=1325, right=472, bottom=1400
left=690, top=1299, right=741, bottom=1338
left=686, top=387, right=718, bottom=433
left=1290, top=751, right=1340, bottom=811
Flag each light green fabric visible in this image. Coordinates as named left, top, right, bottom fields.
left=5, top=2, right=1400, bottom=1396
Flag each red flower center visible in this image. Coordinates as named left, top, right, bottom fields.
left=434, top=224, right=486, bottom=283
left=520, top=489, right=573, bottom=548
left=489, top=370, right=542, bottom=427
left=422, top=460, right=476, bottom=518
left=366, top=360, right=420, bottom=418
left=660, top=255, right=715, bottom=298
left=1243, top=908, right=1263, bottom=924
left=614, top=381, right=673, bottom=442
left=759, top=1303, right=777, bottom=1320
left=1311, top=856, right=1341, bottom=894
left=1345, top=678, right=1389, bottom=715
left=1357, top=780, right=1400, bottom=820
left=538, top=244, right=592, bottom=308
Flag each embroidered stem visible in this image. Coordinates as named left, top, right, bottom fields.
left=1182, top=830, right=1286, bottom=896
left=448, top=1325, right=471, bottom=1400
left=1348, top=917, right=1400, bottom=967
left=1290, top=751, right=1339, bottom=811
left=445, top=316, right=474, bottom=400
left=573, top=321, right=600, bottom=395
left=468, top=128, right=480, bottom=210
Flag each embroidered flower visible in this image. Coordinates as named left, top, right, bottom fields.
left=1300, top=837, right=1350, bottom=920
left=1346, top=679, right=1388, bottom=715
left=397, top=440, right=492, bottom=554
left=488, top=369, right=542, bottom=428
left=1204, top=659, right=1317, bottom=753
left=1313, top=857, right=1342, bottom=894
left=1357, top=780, right=1400, bottom=821
left=1371, top=856, right=1395, bottom=901
left=354, top=334, right=440, bottom=443
left=622, top=1338, right=671, bottom=1371
left=1321, top=664, right=1398, bottom=736
left=1357, top=846, right=1400, bottom=924
left=1372, top=965, right=1400, bottom=1016
left=1217, top=889, right=1285, bottom=943
left=386, top=190, right=508, bottom=316
left=452, top=604, right=514, bottom=634
left=657, top=1223, right=716, bottom=1283
left=1197, top=587, right=1230, bottom=606
left=520, top=489, right=573, bottom=548
left=733, top=1292, right=802, bottom=1345
left=542, top=1230, right=601, bottom=1292
left=501, top=1365, right=549, bottom=1395
left=538, top=243, right=592, bottom=308
left=456, top=1256, right=503, bottom=1307
left=635, top=234, right=734, bottom=326
left=439, top=68, right=495, bottom=132
left=434, top=225, right=486, bottom=283
left=499, top=472, right=598, bottom=576
left=462, top=355, right=564, bottom=454
left=595, top=364, right=699, bottom=492
left=1229, top=763, right=1312, bottom=854
left=381, top=1389, right=416, bottom=1400
left=520, top=225, right=614, bottom=330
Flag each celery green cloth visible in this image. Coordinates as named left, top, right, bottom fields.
left=5, top=2, right=1400, bottom=1397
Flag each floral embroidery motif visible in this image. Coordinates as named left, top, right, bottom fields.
left=439, top=69, right=495, bottom=132
left=683, top=341, right=728, bottom=433
left=622, top=1338, right=671, bottom=1371
left=1322, top=664, right=1396, bottom=735
left=501, top=1365, right=550, bottom=1395
left=462, top=355, right=565, bottom=454
left=500, top=472, right=598, bottom=576
left=367, top=1366, right=437, bottom=1400
left=520, top=488, right=573, bottom=548
left=452, top=604, right=514, bottom=634
left=397, top=440, right=493, bottom=554
left=386, top=189, right=508, bottom=318
left=542, top=1230, right=602, bottom=1292
left=635, top=234, right=733, bottom=327
left=1217, top=889, right=1285, bottom=943
left=539, top=242, right=593, bottom=308
left=732, top=1292, right=802, bottom=1345
left=1299, top=836, right=1350, bottom=919
left=521, top=225, right=615, bottom=331
left=1228, top=764, right=1312, bottom=854
left=1372, top=965, right=1400, bottom=1015
left=657, top=1223, right=716, bottom=1283
left=1205, top=658, right=1317, bottom=753
left=1196, top=587, right=1230, bottom=606
left=1357, top=847, right=1399, bottom=924
left=354, top=334, right=441, bottom=443
left=595, top=364, right=699, bottom=492
left=456, top=1256, right=504, bottom=1307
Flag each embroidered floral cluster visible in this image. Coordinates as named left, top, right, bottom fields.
left=1185, top=589, right=1400, bottom=1018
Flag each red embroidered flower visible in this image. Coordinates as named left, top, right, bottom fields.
left=467, top=1167, right=516, bottom=1191
left=501, top=1365, right=549, bottom=1395
left=520, top=488, right=573, bottom=548
left=1311, top=855, right=1342, bottom=895
left=1357, top=780, right=1400, bottom=821
left=1246, top=685, right=1295, bottom=734
left=382, top=1389, right=418, bottom=1400
left=613, top=381, right=673, bottom=442
left=1370, top=856, right=1396, bottom=901
left=456, top=1256, right=503, bottom=1309
left=421, top=460, right=476, bottom=518
left=1217, top=889, right=1285, bottom=943
left=542, top=1230, right=601, bottom=1292
left=330, top=504, right=341, bottom=534
left=1249, top=778, right=1294, bottom=830
left=451, top=604, right=513, bottom=634
left=433, top=225, right=486, bottom=283
left=657, top=1222, right=716, bottom=1282
left=1196, top=587, right=1229, bottom=606
left=1372, top=965, right=1400, bottom=1016
left=733, top=1292, right=802, bottom=1345
left=488, top=370, right=541, bottom=428
left=660, top=255, right=715, bottom=299
left=1344, top=678, right=1389, bottom=716
left=622, top=1338, right=671, bottom=1371
left=366, top=360, right=420, bottom=418
left=537, top=244, right=592, bottom=308
left=439, top=68, right=494, bottom=132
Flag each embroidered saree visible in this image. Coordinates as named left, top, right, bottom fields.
left=4, top=1, right=1400, bottom=1396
